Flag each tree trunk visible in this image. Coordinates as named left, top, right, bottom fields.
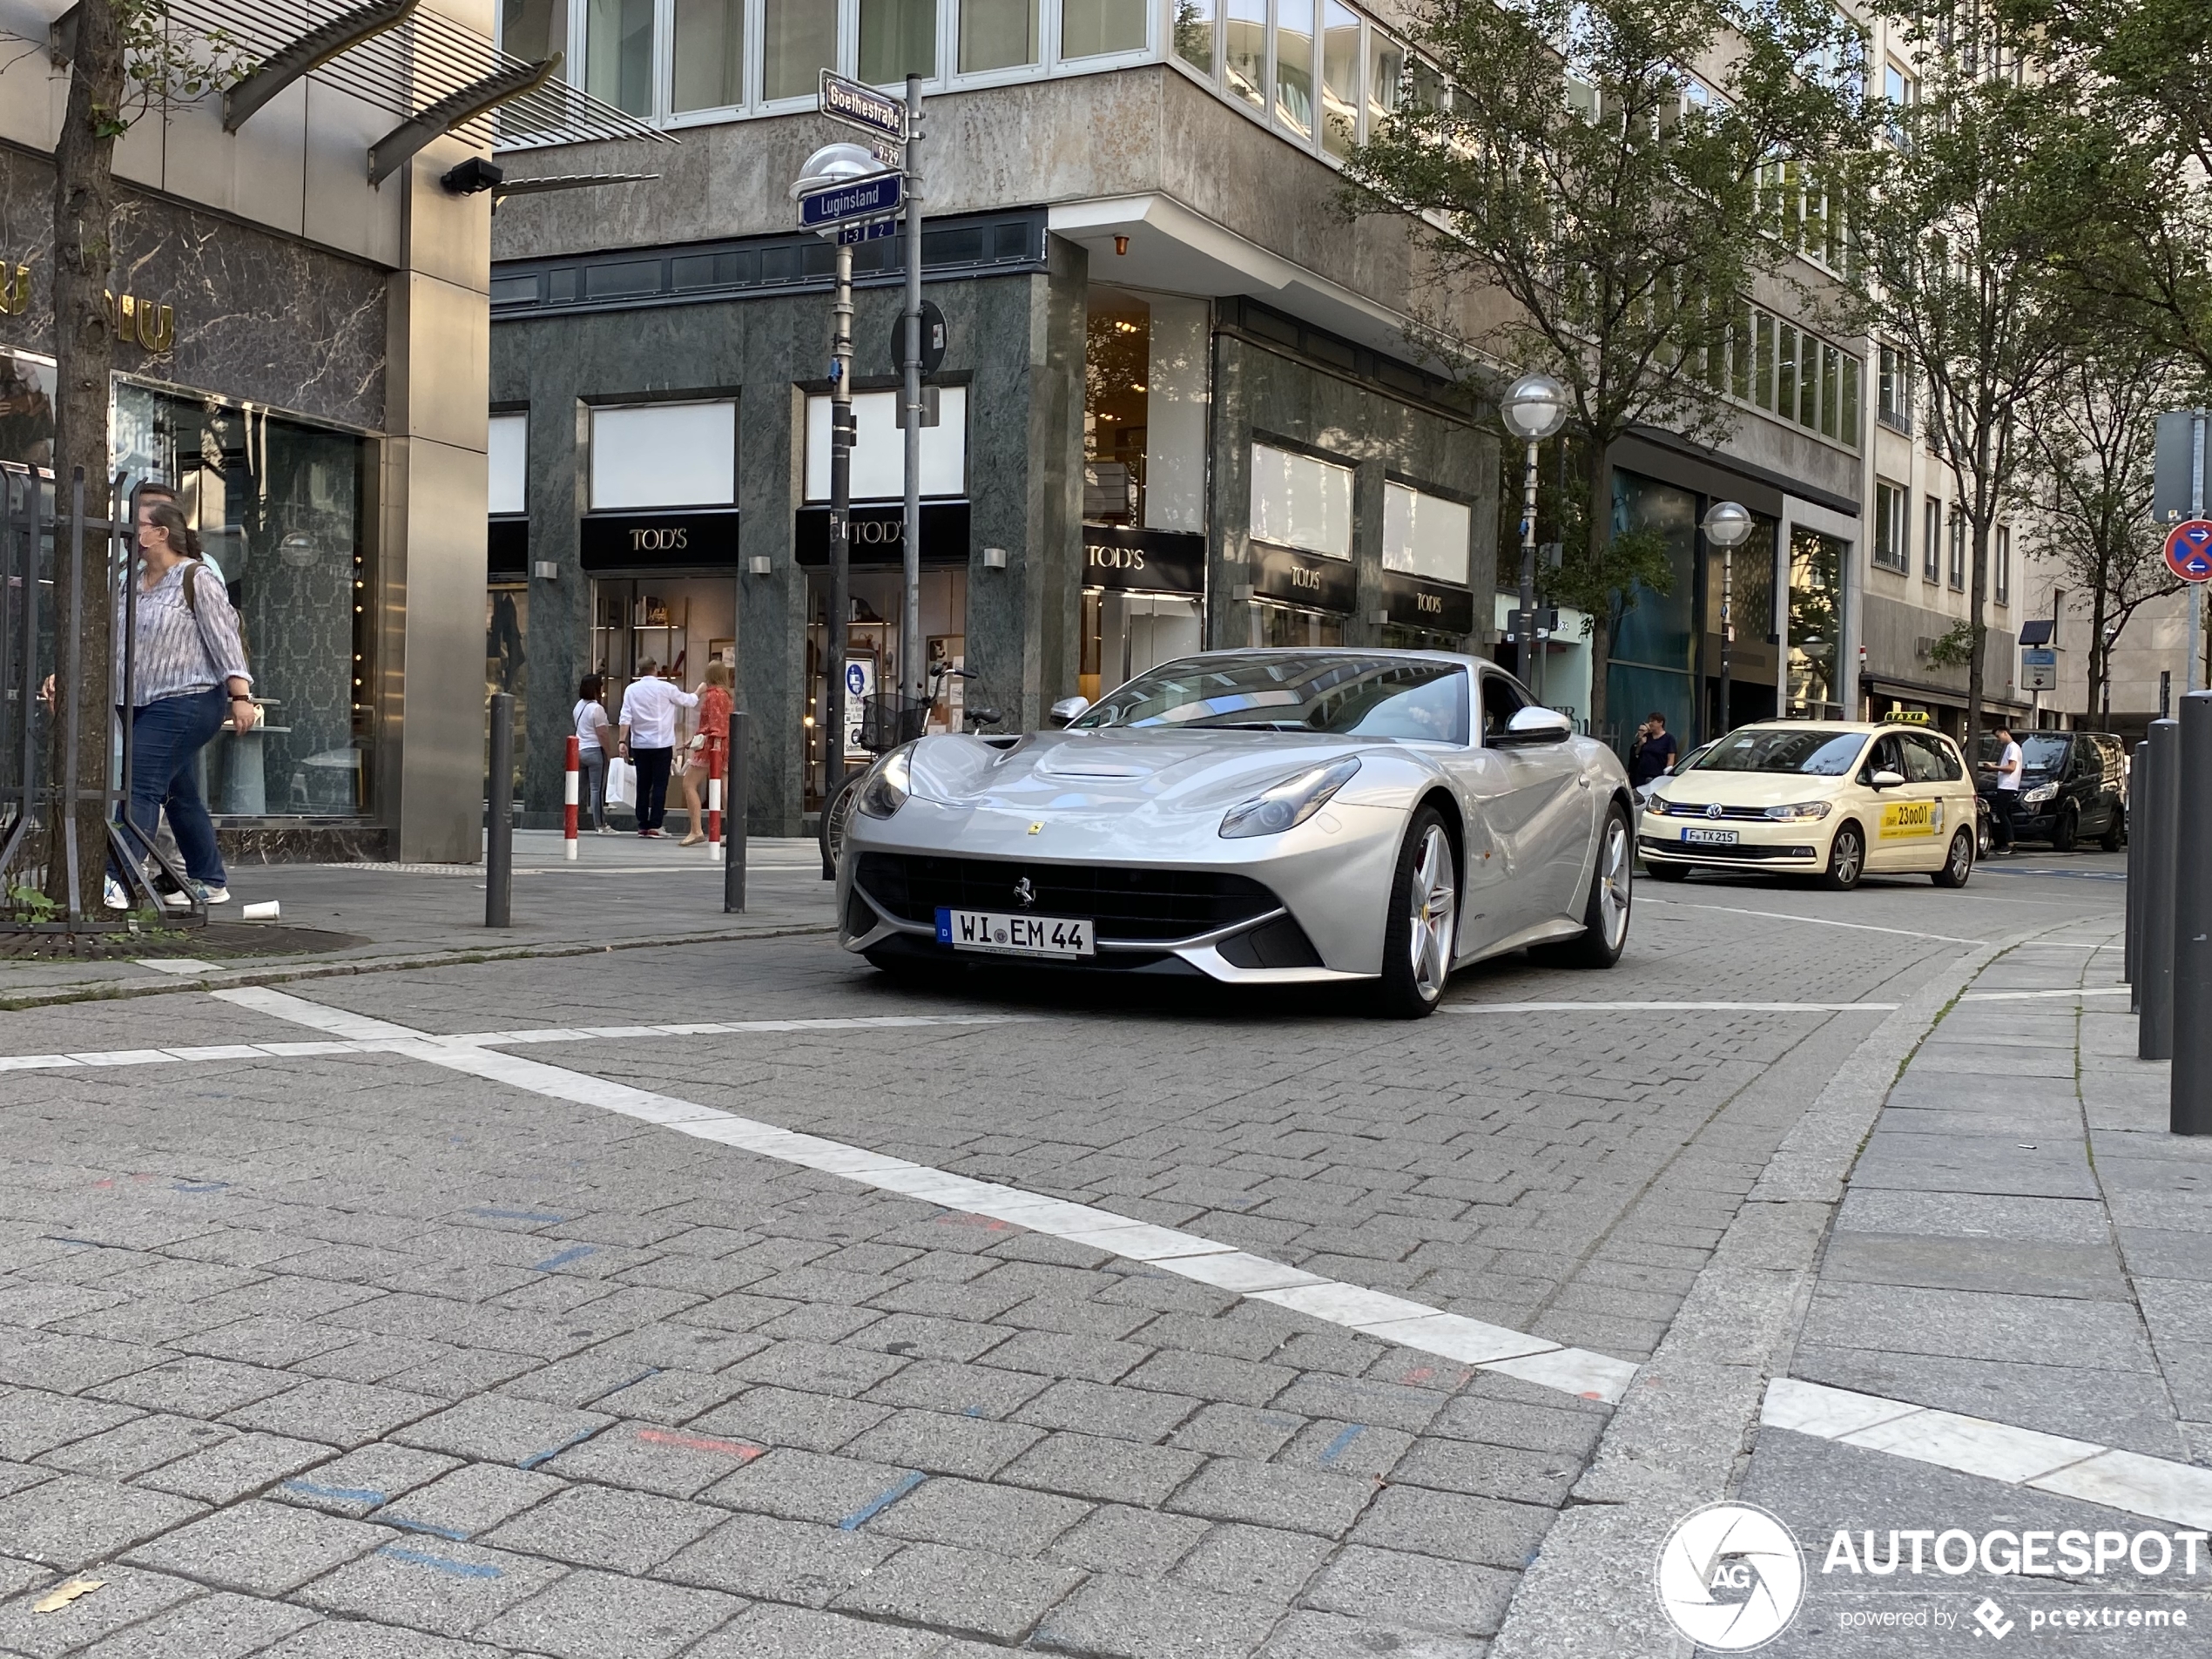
left=2087, top=576, right=2109, bottom=730
left=46, top=0, right=125, bottom=914
left=1584, top=441, right=1613, bottom=737
left=1965, top=512, right=1990, bottom=752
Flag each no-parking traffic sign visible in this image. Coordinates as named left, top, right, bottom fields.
left=2167, top=519, right=2212, bottom=583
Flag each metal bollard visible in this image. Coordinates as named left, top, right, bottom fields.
left=723, top=709, right=748, bottom=914
left=2126, top=740, right=2144, bottom=991
left=2174, top=695, right=2212, bottom=1132
left=487, top=691, right=514, bottom=928
left=2140, top=719, right=2180, bottom=1057
left=563, top=735, right=580, bottom=861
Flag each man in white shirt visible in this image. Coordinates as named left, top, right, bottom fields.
left=1990, top=725, right=2024, bottom=855
left=617, top=661, right=698, bottom=838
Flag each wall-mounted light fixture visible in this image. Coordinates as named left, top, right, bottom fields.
left=746, top=556, right=772, bottom=576
left=981, top=547, right=1008, bottom=569
left=1114, top=235, right=1129, bottom=256
left=530, top=559, right=558, bottom=580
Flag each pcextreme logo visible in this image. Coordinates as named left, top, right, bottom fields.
left=1656, top=1502, right=1807, bottom=1650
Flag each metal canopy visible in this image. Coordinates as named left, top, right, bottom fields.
left=222, top=0, right=419, bottom=131
left=368, top=54, right=560, bottom=185
left=153, top=0, right=669, bottom=158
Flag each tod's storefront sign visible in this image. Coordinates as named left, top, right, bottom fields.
left=1251, top=541, right=1356, bottom=613
left=580, top=509, right=741, bottom=570
left=1082, top=527, right=1204, bottom=594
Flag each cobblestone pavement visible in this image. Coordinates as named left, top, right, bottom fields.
left=0, top=855, right=2128, bottom=1657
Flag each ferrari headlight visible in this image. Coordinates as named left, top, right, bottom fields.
left=856, top=745, right=913, bottom=819
left=2022, top=783, right=2059, bottom=806
left=1764, top=800, right=1832, bottom=820
left=1219, top=757, right=1361, bottom=840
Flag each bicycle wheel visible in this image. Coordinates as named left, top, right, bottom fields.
left=818, top=769, right=863, bottom=876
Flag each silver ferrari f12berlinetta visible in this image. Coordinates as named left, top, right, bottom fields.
left=836, top=650, right=1635, bottom=1016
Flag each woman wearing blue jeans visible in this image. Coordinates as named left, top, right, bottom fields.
left=109, top=500, right=254, bottom=908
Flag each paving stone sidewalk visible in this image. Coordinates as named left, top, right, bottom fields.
left=1742, top=925, right=2212, bottom=1652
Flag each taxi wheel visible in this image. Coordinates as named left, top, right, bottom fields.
left=1820, top=822, right=1865, bottom=891
left=1932, top=827, right=1973, bottom=888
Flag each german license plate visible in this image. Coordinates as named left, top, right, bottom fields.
left=936, top=907, right=1096, bottom=958
left=1682, top=826, right=1739, bottom=846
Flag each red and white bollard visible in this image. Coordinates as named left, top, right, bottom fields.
left=706, top=742, right=725, bottom=862
left=563, top=735, right=580, bottom=860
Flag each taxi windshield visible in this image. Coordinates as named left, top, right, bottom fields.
left=1689, top=729, right=1865, bottom=776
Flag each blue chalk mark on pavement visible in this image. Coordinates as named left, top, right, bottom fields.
left=530, top=1244, right=597, bottom=1272
left=517, top=1426, right=603, bottom=1471
left=172, top=1181, right=229, bottom=1193
left=472, top=1207, right=567, bottom=1223
left=283, top=1480, right=388, bottom=1505
left=838, top=1470, right=927, bottom=1531
left=385, top=1517, right=470, bottom=1541
left=381, top=1544, right=502, bottom=1579
left=1318, top=1425, right=1366, bottom=1467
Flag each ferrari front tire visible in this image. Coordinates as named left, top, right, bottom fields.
left=1534, top=804, right=1632, bottom=968
left=1374, top=806, right=1457, bottom=1019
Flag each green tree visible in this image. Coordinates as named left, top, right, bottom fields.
left=1848, top=11, right=2094, bottom=751
left=1342, top=0, right=1865, bottom=730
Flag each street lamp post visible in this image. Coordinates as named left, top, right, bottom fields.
left=1703, top=501, right=1754, bottom=738
left=1500, top=374, right=1569, bottom=686
left=792, top=143, right=880, bottom=813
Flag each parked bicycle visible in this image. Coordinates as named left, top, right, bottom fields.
left=818, top=664, right=1000, bottom=874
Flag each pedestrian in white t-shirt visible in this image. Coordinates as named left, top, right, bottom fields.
left=617, top=661, right=698, bottom=838
left=1991, top=726, right=2024, bottom=855
left=571, top=674, right=617, bottom=833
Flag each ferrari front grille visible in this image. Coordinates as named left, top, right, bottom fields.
left=854, top=853, right=1280, bottom=942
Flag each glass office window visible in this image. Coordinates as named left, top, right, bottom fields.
left=804, top=389, right=968, bottom=500
left=1730, top=303, right=1752, bottom=401
left=1173, top=0, right=1214, bottom=71
left=1275, top=0, right=1315, bottom=136
left=763, top=0, right=835, bottom=99
left=489, top=415, right=528, bottom=516
left=585, top=0, right=653, bottom=115
left=1840, top=354, right=1860, bottom=448
left=860, top=0, right=936, bottom=81
left=1319, top=2, right=1358, bottom=156
left=591, top=401, right=737, bottom=509
left=1924, top=498, right=1941, bottom=582
left=1995, top=524, right=2011, bottom=604
left=1062, top=0, right=1143, bottom=57
left=1817, top=342, right=1838, bottom=435
left=1250, top=443, right=1352, bottom=558
left=1383, top=482, right=1471, bottom=583
left=1948, top=507, right=1966, bottom=590
left=1224, top=0, right=1264, bottom=108
left=1366, top=26, right=1401, bottom=131
left=1872, top=480, right=1907, bottom=571
left=961, top=0, right=1037, bottom=71
left=1754, top=313, right=1774, bottom=409
left=1775, top=324, right=1796, bottom=421
left=502, top=0, right=567, bottom=62
left=673, top=0, right=743, bottom=110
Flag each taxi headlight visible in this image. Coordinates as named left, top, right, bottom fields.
left=856, top=745, right=913, bottom=819
left=1764, top=800, right=1832, bottom=820
left=2022, top=783, right=2059, bottom=806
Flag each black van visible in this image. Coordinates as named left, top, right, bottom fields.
left=1975, top=731, right=2129, bottom=850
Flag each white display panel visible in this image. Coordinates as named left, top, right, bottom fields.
left=1383, top=482, right=1471, bottom=583
left=1250, top=442, right=1352, bottom=558
left=488, top=413, right=528, bottom=516
left=590, top=400, right=738, bottom=509
left=804, top=388, right=969, bottom=502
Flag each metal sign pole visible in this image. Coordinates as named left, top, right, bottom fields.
left=2194, top=415, right=2206, bottom=694
left=2141, top=718, right=2181, bottom=1059
left=901, top=74, right=924, bottom=707
left=486, top=691, right=513, bottom=927
left=2174, top=691, right=2212, bottom=1132
left=827, top=240, right=854, bottom=843
left=723, top=708, right=747, bottom=914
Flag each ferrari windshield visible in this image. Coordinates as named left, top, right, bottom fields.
left=1689, top=728, right=1866, bottom=776
left=1072, top=654, right=1471, bottom=745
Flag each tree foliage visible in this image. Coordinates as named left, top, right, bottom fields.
left=1342, top=0, right=1865, bottom=728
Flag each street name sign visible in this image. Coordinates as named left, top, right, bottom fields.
left=799, top=169, right=903, bottom=231
left=2166, top=519, right=2212, bottom=583
left=835, top=219, right=898, bottom=246
left=819, top=71, right=906, bottom=141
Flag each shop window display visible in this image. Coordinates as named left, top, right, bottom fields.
left=112, top=384, right=374, bottom=818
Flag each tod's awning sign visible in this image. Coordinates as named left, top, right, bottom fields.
left=1083, top=528, right=1204, bottom=594
left=1381, top=571, right=1475, bottom=635
left=1251, top=541, right=1356, bottom=613
left=580, top=509, right=740, bottom=570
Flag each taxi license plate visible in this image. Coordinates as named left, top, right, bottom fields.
left=1682, top=826, right=1739, bottom=846
left=936, top=907, right=1096, bottom=958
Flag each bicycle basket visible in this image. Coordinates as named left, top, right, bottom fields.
left=858, top=692, right=932, bottom=752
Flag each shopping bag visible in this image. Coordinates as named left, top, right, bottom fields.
left=606, top=757, right=637, bottom=807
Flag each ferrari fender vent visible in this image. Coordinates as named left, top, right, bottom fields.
left=1216, top=914, right=1324, bottom=969
left=854, top=853, right=1279, bottom=942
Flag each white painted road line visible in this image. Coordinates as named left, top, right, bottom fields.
left=210, top=985, right=1641, bottom=1405
left=1447, top=1001, right=1898, bottom=1014
left=1763, top=1378, right=2212, bottom=1530
left=1960, top=987, right=2129, bottom=1001
left=1639, top=897, right=1981, bottom=946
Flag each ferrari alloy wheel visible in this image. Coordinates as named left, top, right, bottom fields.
left=1933, top=826, right=1973, bottom=888
left=1534, top=803, right=1632, bottom=968
left=1821, top=822, right=1865, bottom=891
left=1376, top=807, right=1456, bottom=1018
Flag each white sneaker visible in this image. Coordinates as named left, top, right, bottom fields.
left=162, top=882, right=231, bottom=909
left=104, top=876, right=129, bottom=909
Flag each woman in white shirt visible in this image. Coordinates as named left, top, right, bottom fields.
left=572, top=675, right=617, bottom=833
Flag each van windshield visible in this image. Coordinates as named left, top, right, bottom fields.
left=1689, top=729, right=1865, bottom=776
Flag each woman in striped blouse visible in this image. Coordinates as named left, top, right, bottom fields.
left=111, top=499, right=255, bottom=907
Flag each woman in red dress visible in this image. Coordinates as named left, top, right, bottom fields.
left=677, top=658, right=735, bottom=846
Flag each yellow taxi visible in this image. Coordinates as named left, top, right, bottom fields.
left=1637, top=721, right=1979, bottom=890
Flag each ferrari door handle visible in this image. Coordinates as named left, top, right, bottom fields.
left=1578, top=775, right=1590, bottom=788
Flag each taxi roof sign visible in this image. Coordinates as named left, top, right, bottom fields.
left=1885, top=709, right=1933, bottom=725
